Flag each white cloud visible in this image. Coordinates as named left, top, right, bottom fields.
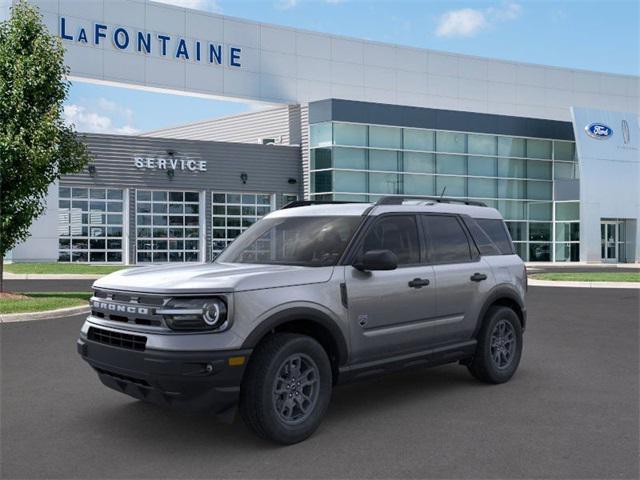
left=64, top=103, right=139, bottom=135
left=435, top=2, right=522, bottom=38
left=153, top=0, right=221, bottom=13
left=276, top=0, right=298, bottom=10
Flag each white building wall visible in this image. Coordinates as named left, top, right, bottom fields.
left=571, top=108, right=640, bottom=263
left=20, top=0, right=639, bottom=122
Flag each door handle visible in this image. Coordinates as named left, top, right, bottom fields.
left=470, top=272, right=487, bottom=282
left=408, top=278, right=430, bottom=288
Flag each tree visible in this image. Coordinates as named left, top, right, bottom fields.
left=0, top=1, right=90, bottom=291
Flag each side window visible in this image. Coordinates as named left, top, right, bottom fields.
left=476, top=218, right=515, bottom=255
left=422, top=215, right=472, bottom=264
left=463, top=217, right=501, bottom=256
left=360, top=215, right=420, bottom=265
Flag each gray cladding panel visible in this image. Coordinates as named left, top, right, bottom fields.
left=63, top=134, right=301, bottom=194
left=309, top=99, right=575, bottom=140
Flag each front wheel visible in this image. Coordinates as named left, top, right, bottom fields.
left=467, top=306, right=523, bottom=384
left=239, top=333, right=332, bottom=444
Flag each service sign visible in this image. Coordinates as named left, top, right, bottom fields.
left=134, top=156, right=207, bottom=172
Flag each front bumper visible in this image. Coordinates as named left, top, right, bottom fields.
left=77, top=335, right=252, bottom=414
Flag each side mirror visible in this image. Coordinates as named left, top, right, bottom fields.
left=353, top=249, right=398, bottom=272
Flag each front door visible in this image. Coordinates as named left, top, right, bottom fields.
left=345, top=214, right=437, bottom=363
left=601, top=221, right=618, bottom=262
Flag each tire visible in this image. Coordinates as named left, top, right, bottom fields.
left=239, top=333, right=332, bottom=445
left=467, top=306, right=523, bottom=384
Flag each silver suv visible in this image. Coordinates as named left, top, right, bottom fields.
left=78, top=196, right=527, bottom=444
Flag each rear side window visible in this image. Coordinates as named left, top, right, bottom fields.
left=464, top=218, right=501, bottom=256
left=475, top=218, right=515, bottom=255
left=422, top=215, right=472, bottom=264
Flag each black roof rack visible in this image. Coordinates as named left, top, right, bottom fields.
left=281, top=200, right=363, bottom=210
left=375, top=196, right=487, bottom=207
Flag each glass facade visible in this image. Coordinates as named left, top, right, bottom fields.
left=309, top=121, right=580, bottom=261
left=58, top=187, right=124, bottom=263
left=212, top=192, right=275, bottom=258
left=136, top=190, right=200, bottom=263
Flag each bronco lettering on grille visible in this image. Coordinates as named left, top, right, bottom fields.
left=91, top=300, right=149, bottom=315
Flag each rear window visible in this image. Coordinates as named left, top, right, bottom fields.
left=475, top=218, right=515, bottom=255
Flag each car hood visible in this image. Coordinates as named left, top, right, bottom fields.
left=93, top=262, right=335, bottom=294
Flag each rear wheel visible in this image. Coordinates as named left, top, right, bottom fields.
left=239, top=333, right=332, bottom=444
left=467, top=306, right=522, bottom=384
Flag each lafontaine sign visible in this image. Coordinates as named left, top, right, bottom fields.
left=59, top=18, right=242, bottom=68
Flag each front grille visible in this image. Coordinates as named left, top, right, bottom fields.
left=90, top=289, right=166, bottom=328
left=88, top=326, right=147, bottom=351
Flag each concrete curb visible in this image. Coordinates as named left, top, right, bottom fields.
left=0, top=305, right=90, bottom=323
left=528, top=278, right=640, bottom=289
left=3, top=273, right=102, bottom=280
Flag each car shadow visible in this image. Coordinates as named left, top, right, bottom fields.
left=80, top=363, right=485, bottom=451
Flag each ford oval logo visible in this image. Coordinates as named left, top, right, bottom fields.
left=585, top=123, right=613, bottom=139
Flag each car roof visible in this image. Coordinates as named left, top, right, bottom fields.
left=267, top=202, right=504, bottom=220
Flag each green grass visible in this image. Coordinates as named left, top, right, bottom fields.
left=4, top=262, right=124, bottom=275
left=530, top=272, right=640, bottom=283
left=0, top=292, right=91, bottom=315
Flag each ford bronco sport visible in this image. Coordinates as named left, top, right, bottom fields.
left=78, top=196, right=527, bottom=444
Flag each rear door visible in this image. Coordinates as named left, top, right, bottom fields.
left=421, top=214, right=493, bottom=342
left=345, top=214, right=437, bottom=363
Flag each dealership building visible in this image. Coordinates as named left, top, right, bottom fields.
left=3, top=0, right=639, bottom=264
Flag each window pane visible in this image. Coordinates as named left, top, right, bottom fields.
left=362, top=216, right=420, bottom=265
left=555, top=222, right=580, bottom=242
left=310, top=122, right=332, bottom=147
left=369, top=173, right=399, bottom=194
left=529, top=222, right=551, bottom=242
left=556, top=202, right=579, bottom=221
left=436, top=131, right=466, bottom=153
left=555, top=242, right=579, bottom=262
left=334, top=123, right=367, bottom=146
left=334, top=148, right=366, bottom=169
left=334, top=171, right=367, bottom=193
left=498, top=137, right=525, bottom=157
left=506, top=222, right=526, bottom=241
left=528, top=202, right=552, bottom=221
left=498, top=158, right=525, bottom=178
left=312, top=171, right=332, bottom=193
left=404, top=174, right=434, bottom=196
left=369, top=125, right=402, bottom=149
left=498, top=201, right=526, bottom=220
left=311, top=148, right=332, bottom=170
left=423, top=215, right=471, bottom=263
left=436, top=176, right=466, bottom=197
left=369, top=150, right=398, bottom=172
left=527, top=139, right=552, bottom=159
left=554, top=162, right=578, bottom=180
left=468, top=134, right=497, bottom=156
left=527, top=160, right=552, bottom=180
left=404, top=152, right=435, bottom=173
left=469, top=178, right=497, bottom=198
left=498, top=179, right=525, bottom=199
left=529, top=243, right=551, bottom=261
left=404, top=129, right=434, bottom=151
left=436, top=154, right=466, bottom=175
left=468, top=156, right=497, bottom=176
left=527, top=181, right=552, bottom=200
left=554, top=141, right=575, bottom=161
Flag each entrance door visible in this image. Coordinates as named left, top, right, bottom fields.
left=601, top=221, right=618, bottom=262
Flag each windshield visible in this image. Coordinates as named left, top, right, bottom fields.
left=216, top=216, right=362, bottom=267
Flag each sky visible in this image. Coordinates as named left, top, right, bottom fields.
left=64, top=0, right=639, bottom=135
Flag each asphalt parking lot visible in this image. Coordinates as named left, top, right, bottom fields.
left=1, top=286, right=638, bottom=479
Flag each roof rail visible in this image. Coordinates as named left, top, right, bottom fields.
left=375, top=196, right=487, bottom=207
left=281, top=200, right=363, bottom=209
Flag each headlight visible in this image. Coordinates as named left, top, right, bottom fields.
left=158, top=297, right=229, bottom=331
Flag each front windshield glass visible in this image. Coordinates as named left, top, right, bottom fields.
left=216, top=216, right=362, bottom=267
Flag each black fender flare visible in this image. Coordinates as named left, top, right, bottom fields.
left=474, top=284, right=527, bottom=336
left=241, top=307, right=349, bottom=366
